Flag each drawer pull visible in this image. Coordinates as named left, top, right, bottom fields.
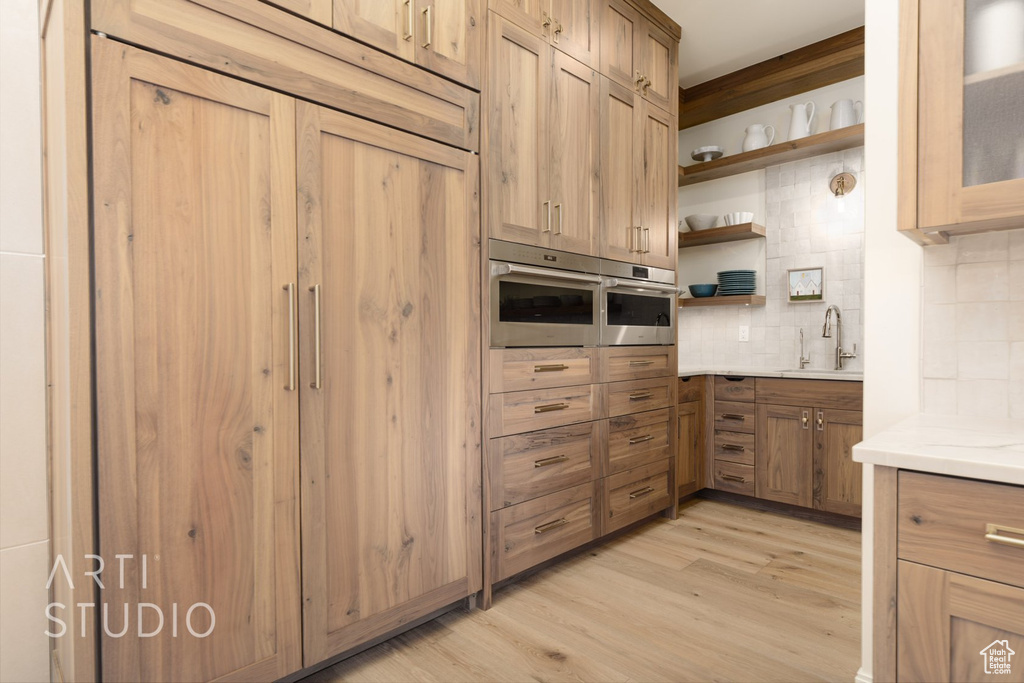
left=985, top=523, right=1024, bottom=549
left=720, top=444, right=745, bottom=452
left=721, top=413, right=746, bottom=421
left=534, top=364, right=569, bottom=373
left=629, top=486, right=655, bottom=499
left=534, top=518, right=569, bottom=534
left=534, top=402, right=570, bottom=413
left=628, top=434, right=654, bottom=445
left=628, top=359, right=654, bottom=367
left=629, top=391, right=654, bottom=401
left=534, top=454, right=569, bottom=468
left=721, top=474, right=746, bottom=483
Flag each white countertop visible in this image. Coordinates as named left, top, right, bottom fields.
left=678, top=367, right=864, bottom=382
left=853, top=413, right=1024, bottom=486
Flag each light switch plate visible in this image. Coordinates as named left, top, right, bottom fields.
left=738, top=325, right=749, bottom=342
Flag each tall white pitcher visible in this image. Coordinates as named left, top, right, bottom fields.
left=788, top=101, right=815, bottom=141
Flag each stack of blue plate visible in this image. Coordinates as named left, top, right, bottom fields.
left=717, top=269, right=756, bottom=295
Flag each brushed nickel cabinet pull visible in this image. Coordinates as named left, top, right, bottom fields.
left=816, top=411, right=824, bottom=431
left=283, top=283, right=296, bottom=391
left=421, top=5, right=432, bottom=48
left=628, top=359, right=654, bottom=367
left=722, top=474, right=746, bottom=483
left=309, top=284, right=322, bottom=389
left=403, top=0, right=413, bottom=40
left=634, top=70, right=644, bottom=91
left=554, top=203, right=562, bottom=235
left=535, top=517, right=568, bottom=534
left=628, top=434, right=654, bottom=445
left=629, top=391, right=653, bottom=400
left=802, top=410, right=810, bottom=429
left=629, top=486, right=655, bottom=499
left=553, top=21, right=563, bottom=43
left=641, top=76, right=651, bottom=96
left=721, top=413, right=745, bottom=421
left=643, top=227, right=650, bottom=253
left=534, top=364, right=569, bottom=372
left=543, top=200, right=552, bottom=233
left=542, top=13, right=552, bottom=29
left=721, top=444, right=745, bottom=452
left=534, top=454, right=569, bottom=468
left=985, top=523, right=1024, bottom=549
left=534, top=402, right=570, bottom=413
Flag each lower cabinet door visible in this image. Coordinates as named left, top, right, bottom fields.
left=296, top=101, right=482, bottom=665
left=676, top=401, right=702, bottom=497
left=755, top=403, right=813, bottom=507
left=897, top=560, right=1024, bottom=682
left=813, top=408, right=863, bottom=516
left=602, top=459, right=671, bottom=534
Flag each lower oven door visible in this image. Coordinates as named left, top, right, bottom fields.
left=490, top=261, right=601, bottom=347
left=601, top=278, right=677, bottom=345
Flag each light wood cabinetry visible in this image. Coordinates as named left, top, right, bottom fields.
left=486, top=15, right=600, bottom=255
left=272, top=0, right=333, bottom=25
left=601, top=0, right=675, bottom=112
left=899, top=0, right=1024, bottom=243
left=490, top=0, right=599, bottom=68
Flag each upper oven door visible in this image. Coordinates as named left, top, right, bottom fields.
left=490, top=262, right=601, bottom=348
left=601, top=278, right=677, bottom=346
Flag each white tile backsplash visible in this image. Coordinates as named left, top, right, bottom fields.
left=678, top=149, right=865, bottom=372
left=922, top=227, right=1024, bottom=419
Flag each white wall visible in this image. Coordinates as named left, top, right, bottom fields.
left=0, top=0, right=51, bottom=681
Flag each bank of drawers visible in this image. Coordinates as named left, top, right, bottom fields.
left=488, top=346, right=676, bottom=582
left=712, top=376, right=757, bottom=495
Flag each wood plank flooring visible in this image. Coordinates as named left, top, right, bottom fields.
left=301, top=499, right=861, bottom=682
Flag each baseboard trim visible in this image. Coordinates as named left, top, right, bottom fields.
left=696, top=489, right=862, bottom=531
left=855, top=667, right=873, bottom=683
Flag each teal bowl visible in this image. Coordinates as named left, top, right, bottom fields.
left=688, top=284, right=718, bottom=298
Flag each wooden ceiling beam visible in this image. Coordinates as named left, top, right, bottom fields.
left=678, top=26, right=865, bottom=130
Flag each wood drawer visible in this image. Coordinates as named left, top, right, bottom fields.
left=713, top=400, right=756, bottom=434
left=601, top=346, right=677, bottom=382
left=491, top=482, right=599, bottom=582
left=755, top=377, right=863, bottom=411
left=606, top=376, right=675, bottom=418
left=898, top=471, right=1024, bottom=589
left=489, top=347, right=599, bottom=393
left=602, top=459, right=672, bottom=535
left=713, top=430, right=756, bottom=466
left=714, top=460, right=755, bottom=495
left=606, top=408, right=673, bottom=475
left=678, top=375, right=705, bottom=403
left=714, top=375, right=756, bottom=402
left=489, top=384, right=602, bottom=437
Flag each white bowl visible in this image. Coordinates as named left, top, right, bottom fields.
left=684, top=214, right=719, bottom=231
left=723, top=211, right=754, bottom=226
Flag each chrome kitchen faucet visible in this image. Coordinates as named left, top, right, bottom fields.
left=821, top=305, right=858, bottom=370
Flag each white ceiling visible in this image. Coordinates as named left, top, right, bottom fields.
left=654, top=0, right=866, bottom=88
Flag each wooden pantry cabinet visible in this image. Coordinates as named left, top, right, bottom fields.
left=601, top=0, right=677, bottom=113
left=490, top=0, right=599, bottom=68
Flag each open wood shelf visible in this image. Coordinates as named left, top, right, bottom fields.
left=677, top=124, right=865, bottom=187
left=678, top=222, right=766, bottom=248
left=678, top=294, right=766, bottom=308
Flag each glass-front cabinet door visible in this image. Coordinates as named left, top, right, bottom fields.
left=903, top=0, right=1024, bottom=241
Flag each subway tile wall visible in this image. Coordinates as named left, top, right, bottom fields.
left=677, top=148, right=865, bottom=372
left=921, top=228, right=1024, bottom=419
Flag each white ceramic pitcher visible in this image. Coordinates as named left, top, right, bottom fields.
left=742, top=123, right=775, bottom=152
left=787, top=101, right=816, bottom=141
left=830, top=99, right=863, bottom=130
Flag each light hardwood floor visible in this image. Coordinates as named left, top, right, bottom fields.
left=302, top=499, right=861, bottom=682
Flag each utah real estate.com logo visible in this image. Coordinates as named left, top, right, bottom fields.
left=980, top=640, right=1015, bottom=676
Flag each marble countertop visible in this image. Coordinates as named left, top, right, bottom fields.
left=853, top=413, right=1024, bottom=486
left=678, top=367, right=864, bottom=382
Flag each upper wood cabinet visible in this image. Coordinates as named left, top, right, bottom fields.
left=899, top=0, right=1024, bottom=243
left=490, top=0, right=599, bottom=67
left=271, top=0, right=333, bottom=25
left=601, top=0, right=676, bottom=114
left=486, top=15, right=600, bottom=255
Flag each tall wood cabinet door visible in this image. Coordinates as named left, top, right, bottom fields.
left=600, top=76, right=641, bottom=262
left=601, top=0, right=640, bottom=92
left=265, top=0, right=332, bottom=25
left=415, top=0, right=483, bottom=89
left=486, top=16, right=551, bottom=247
left=489, top=0, right=552, bottom=38
left=898, top=561, right=1024, bottom=682
left=296, top=102, right=482, bottom=665
left=638, top=20, right=676, bottom=114
left=676, top=400, right=703, bottom=498
left=92, top=39, right=301, bottom=682
left=639, top=100, right=676, bottom=269
left=813, top=408, right=862, bottom=516
left=755, top=403, right=813, bottom=507
left=550, top=0, right=598, bottom=67
left=334, top=0, right=416, bottom=63
left=548, top=50, right=600, bottom=256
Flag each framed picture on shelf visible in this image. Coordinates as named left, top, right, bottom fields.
left=787, top=267, right=824, bottom=303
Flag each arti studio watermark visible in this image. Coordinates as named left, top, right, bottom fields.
left=45, top=554, right=215, bottom=639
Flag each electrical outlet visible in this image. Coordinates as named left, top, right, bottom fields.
left=738, top=325, right=749, bottom=342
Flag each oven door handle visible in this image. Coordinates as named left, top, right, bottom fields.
left=602, top=278, right=678, bottom=294
left=492, top=262, right=602, bottom=284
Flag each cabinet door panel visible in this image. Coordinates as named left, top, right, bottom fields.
left=297, top=102, right=481, bottom=664
left=415, top=0, right=483, bottom=88
left=601, top=0, right=640, bottom=91
left=676, top=401, right=702, bottom=497
left=755, top=403, right=813, bottom=507
left=640, top=100, right=675, bottom=269
left=813, top=408, right=862, bottom=516
left=550, top=0, right=598, bottom=67
left=334, top=0, right=416, bottom=62
left=486, top=17, right=550, bottom=246
left=93, top=40, right=301, bottom=682
left=639, top=21, right=675, bottom=113
left=599, top=76, right=640, bottom=262
left=490, top=0, right=551, bottom=37
left=265, top=0, right=332, bottom=25
left=549, top=51, right=600, bottom=255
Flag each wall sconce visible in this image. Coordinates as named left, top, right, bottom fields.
left=829, top=172, right=857, bottom=212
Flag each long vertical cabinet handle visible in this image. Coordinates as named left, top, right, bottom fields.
left=403, top=0, right=413, bottom=40
left=543, top=200, right=552, bottom=233
left=643, top=228, right=650, bottom=253
left=421, top=5, right=432, bottom=48
left=283, top=283, right=296, bottom=391
left=309, top=284, right=322, bottom=389
left=554, top=203, right=563, bottom=235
